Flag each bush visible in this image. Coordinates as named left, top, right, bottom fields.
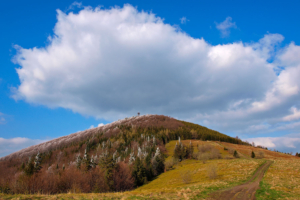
left=233, top=150, right=239, bottom=158
left=165, top=159, right=175, bottom=171
left=251, top=151, right=256, bottom=158
left=198, top=144, right=213, bottom=153
left=197, top=152, right=209, bottom=163
left=210, top=148, right=222, bottom=159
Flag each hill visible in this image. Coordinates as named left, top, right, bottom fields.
left=0, top=115, right=243, bottom=162
left=1, top=114, right=298, bottom=199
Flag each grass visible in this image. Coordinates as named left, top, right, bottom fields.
left=256, top=181, right=289, bottom=200
left=129, top=140, right=263, bottom=199
left=218, top=141, right=296, bottom=160
left=259, top=158, right=300, bottom=199
left=1, top=140, right=298, bottom=200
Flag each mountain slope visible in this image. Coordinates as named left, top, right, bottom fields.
left=0, top=115, right=182, bottom=161
left=0, top=114, right=247, bottom=195
left=0, top=114, right=242, bottom=161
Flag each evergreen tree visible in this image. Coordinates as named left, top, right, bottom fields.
left=144, top=152, right=154, bottom=180
left=251, top=151, right=255, bottom=158
left=132, top=157, right=147, bottom=187
left=129, top=152, right=135, bottom=164
left=34, top=152, right=42, bottom=172
left=76, top=154, right=82, bottom=169
left=100, top=154, right=115, bottom=191
left=82, top=149, right=91, bottom=171
left=174, top=142, right=187, bottom=161
left=90, top=156, right=96, bottom=168
left=187, top=141, right=194, bottom=158
left=24, top=157, right=34, bottom=176
left=20, top=162, right=25, bottom=171
left=154, top=154, right=164, bottom=175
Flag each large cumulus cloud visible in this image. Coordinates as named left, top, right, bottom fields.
left=12, top=5, right=300, bottom=151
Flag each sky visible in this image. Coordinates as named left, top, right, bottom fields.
left=1, top=0, right=300, bottom=157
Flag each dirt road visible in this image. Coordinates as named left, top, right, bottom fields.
left=210, top=160, right=273, bottom=200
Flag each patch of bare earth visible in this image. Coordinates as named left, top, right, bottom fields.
left=210, top=160, right=273, bottom=200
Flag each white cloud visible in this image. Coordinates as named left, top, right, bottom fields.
left=215, top=16, right=237, bottom=37
left=283, top=107, right=300, bottom=121
left=67, top=1, right=83, bottom=11
left=180, top=16, right=188, bottom=24
left=89, top=125, right=95, bottom=129
left=0, top=137, right=48, bottom=158
left=98, top=123, right=104, bottom=127
left=246, top=136, right=300, bottom=153
left=11, top=5, right=300, bottom=139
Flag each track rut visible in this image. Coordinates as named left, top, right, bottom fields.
left=210, top=160, right=273, bottom=200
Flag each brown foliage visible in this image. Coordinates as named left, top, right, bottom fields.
left=196, top=145, right=222, bottom=163
left=113, top=162, right=134, bottom=191
left=198, top=144, right=213, bottom=153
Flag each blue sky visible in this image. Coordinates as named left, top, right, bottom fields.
left=1, top=0, right=300, bottom=157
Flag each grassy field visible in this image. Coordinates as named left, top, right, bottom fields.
left=1, top=140, right=299, bottom=200
left=256, top=159, right=300, bottom=199
left=218, top=141, right=296, bottom=160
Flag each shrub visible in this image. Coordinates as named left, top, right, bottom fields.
left=198, top=144, right=213, bottom=153
left=251, top=151, right=256, bottom=158
left=211, top=148, right=222, bottom=159
left=197, top=153, right=209, bottom=163
left=233, top=150, right=239, bottom=158
left=165, top=159, right=175, bottom=171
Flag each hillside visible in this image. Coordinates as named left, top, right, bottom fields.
left=0, top=115, right=242, bottom=162
left=1, top=114, right=298, bottom=199
left=0, top=115, right=183, bottom=161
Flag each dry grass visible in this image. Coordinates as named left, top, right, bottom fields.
left=262, top=158, right=300, bottom=198
left=130, top=140, right=264, bottom=199
left=181, top=170, right=193, bottom=184
left=207, top=164, right=218, bottom=179
left=218, top=141, right=295, bottom=160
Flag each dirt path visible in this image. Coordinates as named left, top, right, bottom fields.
left=210, top=160, right=273, bottom=200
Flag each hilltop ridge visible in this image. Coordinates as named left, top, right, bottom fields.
left=0, top=115, right=183, bottom=161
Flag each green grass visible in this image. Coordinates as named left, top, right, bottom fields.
left=256, top=181, right=290, bottom=200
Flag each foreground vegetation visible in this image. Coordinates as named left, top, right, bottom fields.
left=256, top=159, right=300, bottom=199
left=1, top=115, right=299, bottom=199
